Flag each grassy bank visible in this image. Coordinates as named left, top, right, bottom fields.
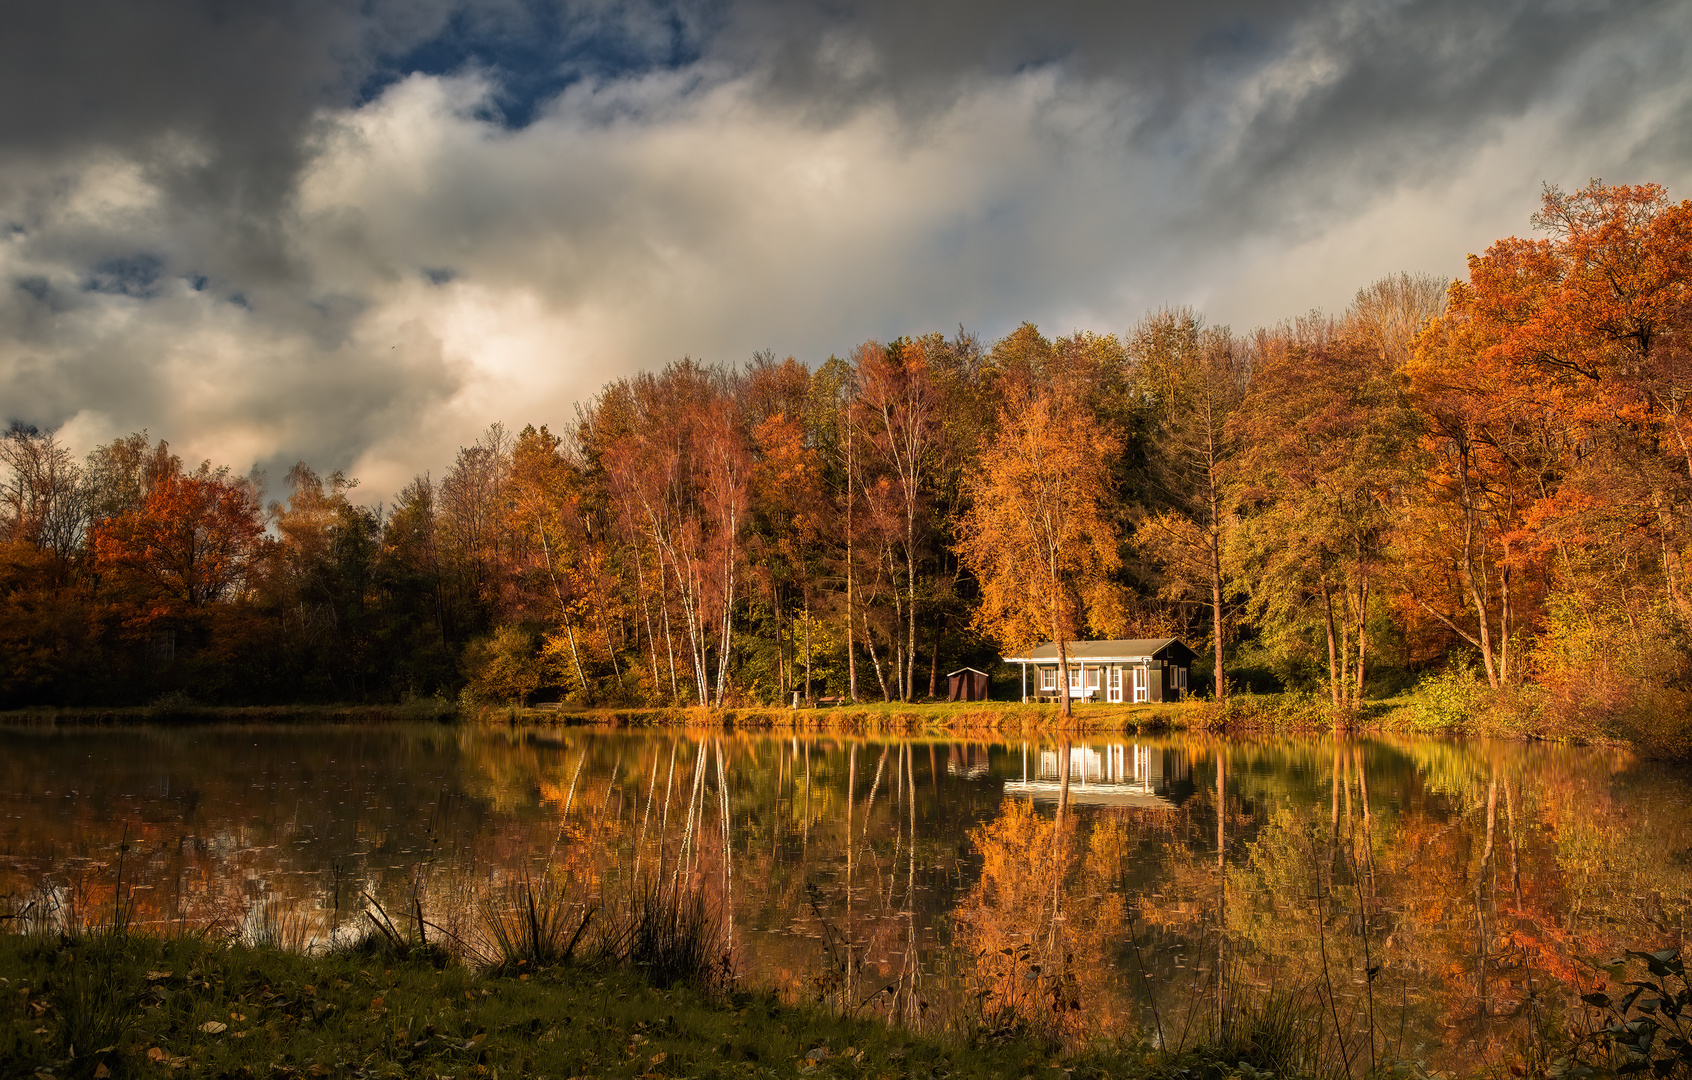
left=472, top=699, right=1202, bottom=736
left=1, top=930, right=1352, bottom=1080
left=5, top=688, right=1662, bottom=755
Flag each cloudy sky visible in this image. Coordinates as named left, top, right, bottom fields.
left=3, top=0, right=1690, bottom=498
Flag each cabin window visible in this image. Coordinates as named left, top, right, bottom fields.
left=1087, top=667, right=1101, bottom=689
left=1069, top=667, right=1082, bottom=690
left=1040, top=667, right=1056, bottom=691
left=1176, top=666, right=1187, bottom=689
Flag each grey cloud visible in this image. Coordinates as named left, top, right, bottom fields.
left=1, top=0, right=1690, bottom=493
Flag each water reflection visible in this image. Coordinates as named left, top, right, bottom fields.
left=0, top=726, right=1688, bottom=1070
left=1003, top=742, right=1195, bottom=809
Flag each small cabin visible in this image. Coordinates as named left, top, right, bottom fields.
left=1002, top=638, right=1197, bottom=703
left=946, top=667, right=991, bottom=702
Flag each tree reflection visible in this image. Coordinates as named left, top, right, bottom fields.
left=2, top=729, right=1689, bottom=1072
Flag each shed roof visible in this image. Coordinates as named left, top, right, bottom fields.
left=946, top=667, right=990, bottom=677
left=1002, top=638, right=1195, bottom=663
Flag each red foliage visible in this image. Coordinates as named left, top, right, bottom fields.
left=92, top=468, right=267, bottom=609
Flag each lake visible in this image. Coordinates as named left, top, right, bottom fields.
left=1, top=724, right=1687, bottom=1070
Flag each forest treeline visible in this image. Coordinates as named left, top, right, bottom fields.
left=3, top=182, right=1690, bottom=741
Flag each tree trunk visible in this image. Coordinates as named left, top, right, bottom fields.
left=928, top=610, right=942, bottom=700
left=1056, top=635, right=1072, bottom=720
left=1354, top=569, right=1368, bottom=708
left=846, top=438, right=858, bottom=702
left=906, top=512, right=918, bottom=702
left=1210, top=536, right=1226, bottom=701
left=1459, top=441, right=1500, bottom=689
left=631, top=537, right=662, bottom=696
left=864, top=608, right=892, bottom=701
left=1320, top=575, right=1341, bottom=707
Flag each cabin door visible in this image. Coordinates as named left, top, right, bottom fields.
left=1107, top=666, right=1123, bottom=703
left=1133, top=665, right=1149, bottom=702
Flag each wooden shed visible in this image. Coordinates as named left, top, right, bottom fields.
left=947, top=667, right=991, bottom=702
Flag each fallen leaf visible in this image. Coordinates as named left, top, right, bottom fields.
left=650, top=1051, right=668, bottom=1064
left=94, top=1064, right=112, bottom=1079
left=200, top=1021, right=228, bottom=1034
left=148, top=1048, right=167, bottom=1063
left=146, top=971, right=174, bottom=982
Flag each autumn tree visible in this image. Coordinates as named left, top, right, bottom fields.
left=503, top=423, right=598, bottom=698
left=92, top=463, right=267, bottom=608
left=264, top=464, right=383, bottom=695
left=438, top=422, right=514, bottom=631
left=0, top=423, right=87, bottom=564
left=745, top=354, right=829, bottom=701
left=374, top=473, right=457, bottom=692
left=83, top=432, right=180, bottom=527
left=1424, top=182, right=1692, bottom=729
left=596, top=360, right=749, bottom=707
left=853, top=338, right=942, bottom=701
left=1399, top=308, right=1547, bottom=688
left=958, top=380, right=1122, bottom=719
left=1129, top=308, right=1244, bottom=699
left=1232, top=318, right=1416, bottom=706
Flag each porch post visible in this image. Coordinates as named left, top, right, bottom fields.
left=1021, top=661, right=1027, bottom=702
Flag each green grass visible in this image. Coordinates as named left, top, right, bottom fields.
left=0, top=930, right=1339, bottom=1080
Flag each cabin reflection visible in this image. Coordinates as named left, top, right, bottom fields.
left=946, top=744, right=993, bottom=779
left=1002, top=743, right=1194, bottom=809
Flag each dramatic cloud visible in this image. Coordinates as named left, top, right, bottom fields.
left=2, top=0, right=1690, bottom=497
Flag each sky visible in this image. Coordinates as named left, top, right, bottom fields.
left=3, top=0, right=1690, bottom=500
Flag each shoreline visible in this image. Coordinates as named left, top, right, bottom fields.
left=0, top=694, right=1646, bottom=754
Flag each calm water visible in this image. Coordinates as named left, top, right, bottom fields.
left=1, top=725, right=1688, bottom=1067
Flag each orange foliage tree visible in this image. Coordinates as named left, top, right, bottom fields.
left=1418, top=181, right=1692, bottom=729
left=1232, top=322, right=1416, bottom=706
left=957, top=381, right=1121, bottom=719
left=92, top=465, right=266, bottom=609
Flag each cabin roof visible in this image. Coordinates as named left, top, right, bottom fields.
left=1001, top=638, right=1195, bottom=663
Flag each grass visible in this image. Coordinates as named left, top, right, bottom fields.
left=1, top=929, right=1374, bottom=1080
